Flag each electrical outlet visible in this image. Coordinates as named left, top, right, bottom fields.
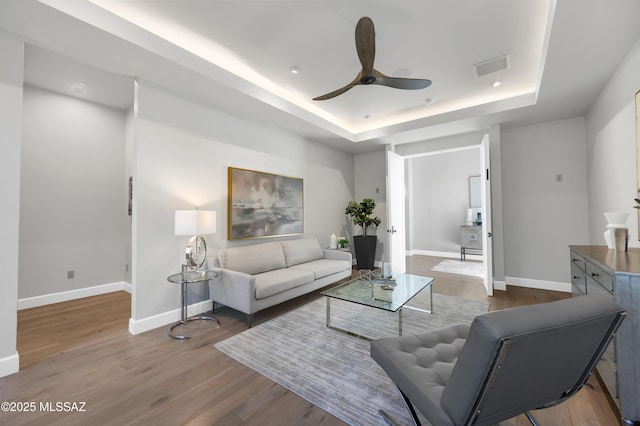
left=555, top=173, right=563, bottom=183
left=125, top=264, right=129, bottom=273
left=67, top=270, right=75, bottom=279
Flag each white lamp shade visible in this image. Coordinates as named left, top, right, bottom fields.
left=175, top=210, right=216, bottom=236
left=197, top=210, right=217, bottom=235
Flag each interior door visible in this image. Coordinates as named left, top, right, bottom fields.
left=386, top=150, right=406, bottom=274
left=480, top=135, right=494, bottom=296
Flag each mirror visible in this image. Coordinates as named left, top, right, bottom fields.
left=469, top=175, right=482, bottom=225
left=469, top=175, right=481, bottom=208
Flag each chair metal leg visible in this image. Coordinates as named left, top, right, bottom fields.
left=378, top=387, right=421, bottom=426
left=399, top=389, right=422, bottom=426
left=525, top=411, right=540, bottom=426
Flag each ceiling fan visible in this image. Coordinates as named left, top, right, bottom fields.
left=313, top=16, right=432, bottom=101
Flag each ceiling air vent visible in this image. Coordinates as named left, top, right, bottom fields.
left=473, top=55, right=510, bottom=77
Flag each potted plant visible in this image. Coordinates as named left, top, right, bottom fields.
left=337, top=238, right=349, bottom=250
left=345, top=198, right=381, bottom=270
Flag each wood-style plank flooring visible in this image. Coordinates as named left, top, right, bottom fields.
left=1, top=255, right=621, bottom=425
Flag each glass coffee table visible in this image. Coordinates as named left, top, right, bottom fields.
left=321, top=272, right=433, bottom=340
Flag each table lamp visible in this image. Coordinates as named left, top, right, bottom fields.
left=175, top=209, right=216, bottom=270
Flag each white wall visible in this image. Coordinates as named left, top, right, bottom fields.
left=19, top=86, right=128, bottom=300
left=586, top=38, right=640, bottom=246
left=130, top=81, right=354, bottom=331
left=0, top=28, right=24, bottom=377
left=408, top=148, right=481, bottom=254
left=501, top=117, right=589, bottom=288
left=395, top=131, right=486, bottom=157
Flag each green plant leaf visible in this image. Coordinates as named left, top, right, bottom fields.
left=344, top=198, right=381, bottom=236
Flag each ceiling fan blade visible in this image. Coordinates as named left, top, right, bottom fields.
left=355, top=17, right=375, bottom=76
left=312, top=85, right=357, bottom=101
left=374, top=77, right=432, bottom=90
left=313, top=73, right=362, bottom=101
left=373, top=69, right=432, bottom=90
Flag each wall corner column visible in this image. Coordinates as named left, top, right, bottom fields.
left=0, top=28, right=24, bottom=377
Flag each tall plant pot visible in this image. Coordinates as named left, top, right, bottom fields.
left=353, top=235, right=377, bottom=270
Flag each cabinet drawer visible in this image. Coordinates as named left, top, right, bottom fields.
left=587, top=276, right=615, bottom=300
left=571, top=265, right=587, bottom=295
left=597, top=357, right=619, bottom=402
left=585, top=262, right=614, bottom=292
left=570, top=254, right=587, bottom=272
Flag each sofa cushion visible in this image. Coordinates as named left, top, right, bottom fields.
left=280, top=238, right=324, bottom=267
left=254, top=268, right=314, bottom=300
left=289, top=259, right=351, bottom=280
left=218, top=241, right=285, bottom=275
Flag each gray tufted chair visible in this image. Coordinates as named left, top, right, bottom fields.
left=371, top=295, right=625, bottom=426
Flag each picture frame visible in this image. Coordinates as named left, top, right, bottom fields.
left=228, top=167, right=303, bottom=240
left=128, top=176, right=133, bottom=216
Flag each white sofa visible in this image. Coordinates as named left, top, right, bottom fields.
left=207, top=238, right=352, bottom=326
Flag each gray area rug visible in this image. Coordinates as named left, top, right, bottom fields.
left=214, top=291, right=489, bottom=425
left=431, top=259, right=484, bottom=277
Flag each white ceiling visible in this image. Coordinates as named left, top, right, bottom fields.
left=7, top=0, right=640, bottom=153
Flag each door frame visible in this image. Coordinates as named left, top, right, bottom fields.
left=386, top=149, right=407, bottom=274
left=387, top=140, right=493, bottom=295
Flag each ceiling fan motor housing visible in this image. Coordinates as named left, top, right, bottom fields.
left=361, top=75, right=376, bottom=85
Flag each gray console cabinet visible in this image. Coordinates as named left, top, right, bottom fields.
left=460, top=225, right=482, bottom=261
left=570, top=245, right=640, bottom=424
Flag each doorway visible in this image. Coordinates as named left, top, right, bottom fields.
left=386, top=138, right=493, bottom=295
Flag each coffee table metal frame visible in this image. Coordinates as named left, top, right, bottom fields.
left=321, top=273, right=433, bottom=340
left=167, top=269, right=219, bottom=340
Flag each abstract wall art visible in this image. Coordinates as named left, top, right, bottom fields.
left=228, top=167, right=303, bottom=240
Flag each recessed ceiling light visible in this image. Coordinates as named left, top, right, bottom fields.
left=71, top=82, right=88, bottom=96
left=492, top=80, right=502, bottom=88
left=364, top=114, right=371, bottom=119
left=289, top=66, right=301, bottom=75
left=424, top=98, right=433, bottom=105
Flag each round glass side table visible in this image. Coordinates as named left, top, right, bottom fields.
left=167, top=269, right=218, bottom=340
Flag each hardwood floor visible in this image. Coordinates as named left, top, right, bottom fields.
left=16, top=291, right=131, bottom=369
left=1, top=255, right=620, bottom=425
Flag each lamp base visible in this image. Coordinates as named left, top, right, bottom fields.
left=186, top=235, right=207, bottom=269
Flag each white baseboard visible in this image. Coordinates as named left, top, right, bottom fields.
left=128, top=299, right=213, bottom=335
left=494, top=280, right=507, bottom=291
left=408, top=249, right=484, bottom=262
left=505, top=276, right=571, bottom=293
left=17, top=281, right=132, bottom=310
left=0, top=352, right=19, bottom=378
